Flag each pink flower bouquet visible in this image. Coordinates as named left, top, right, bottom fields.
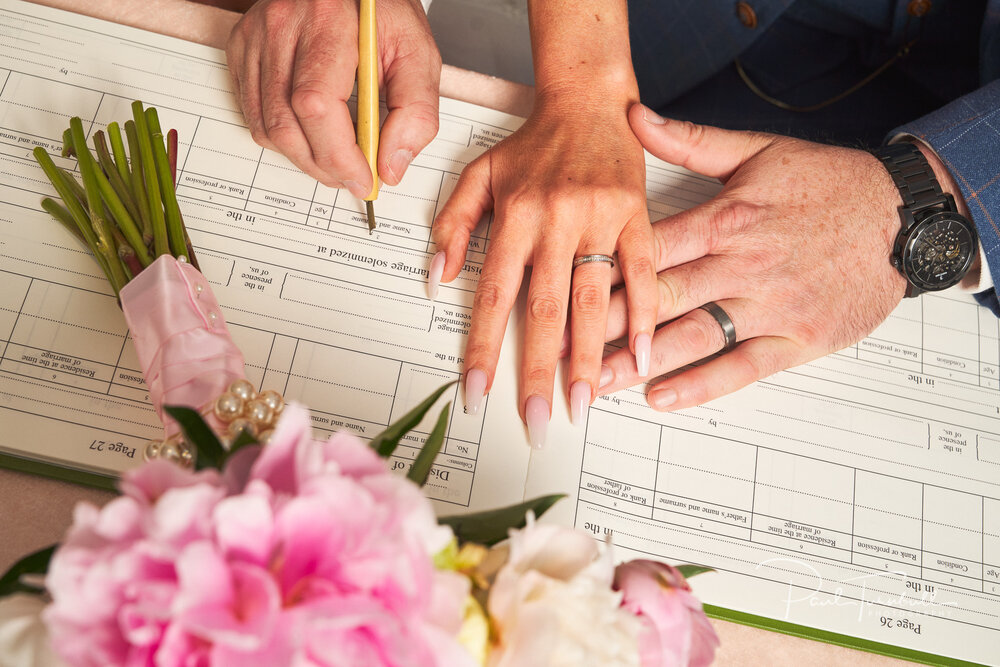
left=0, top=103, right=720, bottom=667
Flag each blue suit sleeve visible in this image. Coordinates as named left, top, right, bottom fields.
left=893, top=79, right=1000, bottom=316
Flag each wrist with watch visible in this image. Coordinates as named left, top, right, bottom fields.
left=871, top=142, right=978, bottom=297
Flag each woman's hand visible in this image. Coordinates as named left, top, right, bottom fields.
left=432, top=90, right=657, bottom=446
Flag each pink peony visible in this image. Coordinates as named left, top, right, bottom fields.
left=44, top=404, right=473, bottom=667
left=613, top=560, right=719, bottom=667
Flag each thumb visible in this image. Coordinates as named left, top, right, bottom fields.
left=628, top=103, right=773, bottom=181
left=377, top=26, right=442, bottom=185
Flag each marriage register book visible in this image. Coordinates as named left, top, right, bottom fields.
left=0, top=1, right=998, bottom=664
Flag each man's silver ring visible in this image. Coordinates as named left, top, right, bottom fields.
left=572, top=254, right=615, bottom=269
left=699, top=302, right=738, bottom=352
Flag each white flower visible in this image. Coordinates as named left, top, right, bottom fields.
left=0, top=594, right=66, bottom=667
left=486, top=514, right=641, bottom=667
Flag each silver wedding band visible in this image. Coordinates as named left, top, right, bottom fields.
left=699, top=302, right=738, bottom=352
left=572, top=254, right=615, bottom=269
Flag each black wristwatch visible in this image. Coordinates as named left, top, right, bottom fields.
left=871, top=142, right=978, bottom=297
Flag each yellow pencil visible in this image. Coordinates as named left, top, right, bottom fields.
left=357, top=0, right=379, bottom=233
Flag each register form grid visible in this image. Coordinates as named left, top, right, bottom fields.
left=0, top=2, right=997, bottom=663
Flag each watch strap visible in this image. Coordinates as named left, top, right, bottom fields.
left=872, top=142, right=949, bottom=212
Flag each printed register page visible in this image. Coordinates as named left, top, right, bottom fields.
left=0, top=2, right=997, bottom=663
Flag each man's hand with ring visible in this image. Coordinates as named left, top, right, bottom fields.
left=596, top=104, right=969, bottom=411
left=225, top=0, right=440, bottom=197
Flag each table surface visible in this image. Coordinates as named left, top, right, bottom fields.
left=2, top=2, right=912, bottom=664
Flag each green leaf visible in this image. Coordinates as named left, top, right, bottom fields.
left=163, top=405, right=225, bottom=470
left=677, top=564, right=715, bottom=580
left=407, top=401, right=450, bottom=486
left=369, top=381, right=457, bottom=458
left=438, top=494, right=565, bottom=546
left=224, top=429, right=259, bottom=462
left=0, top=544, right=56, bottom=598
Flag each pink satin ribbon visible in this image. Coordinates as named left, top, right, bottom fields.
left=120, top=256, right=246, bottom=438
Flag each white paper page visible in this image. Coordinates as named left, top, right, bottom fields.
left=0, top=0, right=536, bottom=513
left=1, top=1, right=998, bottom=663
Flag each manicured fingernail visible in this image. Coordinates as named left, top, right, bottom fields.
left=524, top=395, right=549, bottom=449
left=387, top=149, right=413, bottom=182
left=634, top=333, right=651, bottom=377
left=343, top=180, right=368, bottom=199
left=465, top=368, right=486, bottom=415
left=427, top=251, right=445, bottom=300
left=558, top=327, right=570, bottom=358
left=570, top=381, right=590, bottom=425
left=642, top=105, right=667, bottom=125
left=649, top=388, right=677, bottom=410
left=599, top=365, right=614, bottom=390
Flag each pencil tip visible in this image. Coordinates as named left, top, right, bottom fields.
left=366, top=200, right=376, bottom=234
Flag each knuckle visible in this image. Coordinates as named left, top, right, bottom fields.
left=652, top=228, right=671, bottom=270
left=679, top=119, right=707, bottom=148
left=473, top=280, right=510, bottom=315
left=527, top=292, right=564, bottom=327
left=261, top=0, right=292, bottom=27
left=706, top=201, right=757, bottom=249
left=289, top=86, right=328, bottom=121
left=463, top=341, right=494, bottom=365
left=231, top=17, right=252, bottom=43
left=674, top=121, right=708, bottom=170
left=571, top=282, right=605, bottom=313
left=621, top=189, right=647, bottom=213
left=261, top=114, right=298, bottom=144
left=523, top=364, right=553, bottom=387
left=408, top=102, right=440, bottom=143
left=706, top=201, right=761, bottom=249
left=742, top=245, right=780, bottom=274
left=656, top=274, right=683, bottom=312
left=732, top=348, right=770, bottom=382
left=247, top=124, right=269, bottom=147
left=682, top=315, right=723, bottom=354
left=623, top=255, right=655, bottom=284
left=502, top=195, right=536, bottom=221
left=788, top=316, right=826, bottom=348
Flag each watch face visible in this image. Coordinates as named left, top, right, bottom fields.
left=901, top=212, right=977, bottom=292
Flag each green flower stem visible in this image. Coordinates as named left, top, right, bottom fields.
left=69, top=117, right=127, bottom=294
left=34, top=147, right=113, bottom=285
left=55, top=166, right=87, bottom=210
left=145, top=108, right=185, bottom=259
left=89, top=133, right=152, bottom=267
left=163, top=126, right=196, bottom=266
left=123, top=121, right=154, bottom=246
left=167, top=129, right=178, bottom=185
left=145, top=105, right=163, bottom=137
left=93, top=164, right=153, bottom=267
left=41, top=197, right=83, bottom=242
left=106, top=121, right=131, bottom=186
left=109, top=225, right=141, bottom=279
left=60, top=128, right=73, bottom=158
left=93, top=132, right=145, bottom=239
left=184, top=231, right=201, bottom=270
left=131, top=101, right=167, bottom=256
left=147, top=110, right=186, bottom=260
